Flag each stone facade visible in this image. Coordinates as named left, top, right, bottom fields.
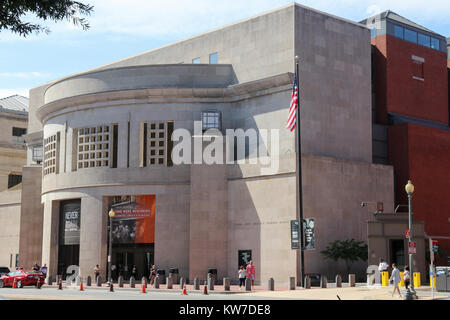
left=7, top=3, right=402, bottom=285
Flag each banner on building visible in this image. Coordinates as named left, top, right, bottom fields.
left=303, top=218, right=315, bottom=250
left=290, top=220, right=300, bottom=250
left=109, top=195, right=155, bottom=244
left=60, top=200, right=81, bottom=245
left=238, top=250, right=252, bottom=268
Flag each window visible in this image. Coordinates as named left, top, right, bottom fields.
left=8, top=174, right=22, bottom=188
left=404, top=28, right=417, bottom=44
left=202, top=111, right=221, bottom=131
left=12, top=127, right=27, bottom=142
left=147, top=122, right=166, bottom=165
left=209, top=52, right=218, bottom=64
left=192, top=57, right=200, bottom=64
left=394, top=25, right=403, bottom=39
left=412, top=55, right=424, bottom=81
left=43, top=134, right=59, bottom=176
left=12, top=127, right=27, bottom=137
left=370, top=28, right=376, bottom=38
left=32, top=145, right=43, bottom=163
left=77, top=125, right=111, bottom=169
left=418, top=33, right=430, bottom=47
left=431, top=37, right=440, bottom=50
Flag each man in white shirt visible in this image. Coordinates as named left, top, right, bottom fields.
left=378, top=259, right=389, bottom=284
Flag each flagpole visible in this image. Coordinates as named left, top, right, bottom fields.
left=295, top=55, right=305, bottom=288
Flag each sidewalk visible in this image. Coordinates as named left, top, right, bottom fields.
left=43, top=282, right=450, bottom=299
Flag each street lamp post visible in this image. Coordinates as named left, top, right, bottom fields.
left=405, top=180, right=417, bottom=299
left=108, top=209, right=115, bottom=285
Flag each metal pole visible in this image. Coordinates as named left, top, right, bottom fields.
left=407, top=192, right=416, bottom=296
left=108, top=215, right=112, bottom=284
left=295, top=57, right=305, bottom=288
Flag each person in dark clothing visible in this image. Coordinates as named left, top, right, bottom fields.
left=150, top=265, right=157, bottom=285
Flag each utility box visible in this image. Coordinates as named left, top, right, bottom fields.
left=436, top=267, right=448, bottom=292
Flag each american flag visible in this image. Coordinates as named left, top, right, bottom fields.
left=286, top=71, right=298, bottom=132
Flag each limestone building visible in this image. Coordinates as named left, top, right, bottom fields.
left=0, top=95, right=28, bottom=268
left=14, top=3, right=400, bottom=284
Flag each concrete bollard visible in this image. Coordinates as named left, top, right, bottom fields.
left=47, top=276, right=53, bottom=286
left=223, top=278, right=230, bottom=291
left=289, top=277, right=296, bottom=290
left=118, top=276, right=124, bottom=288
left=268, top=278, right=274, bottom=291
left=245, top=278, right=251, bottom=291
left=179, top=277, right=184, bottom=288
left=154, top=275, right=160, bottom=289
left=96, top=275, right=102, bottom=287
left=194, top=277, right=200, bottom=290
left=167, top=277, right=173, bottom=289
left=208, top=277, right=214, bottom=291
left=304, top=275, right=311, bottom=289
left=86, top=276, right=91, bottom=287
left=130, top=276, right=135, bottom=288
left=335, top=275, right=342, bottom=288
left=320, top=275, right=327, bottom=288
left=349, top=274, right=355, bottom=287
left=141, top=276, right=147, bottom=287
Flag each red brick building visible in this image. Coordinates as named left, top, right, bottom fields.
left=362, top=11, right=450, bottom=268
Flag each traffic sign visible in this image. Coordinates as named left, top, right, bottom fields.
left=405, top=229, right=410, bottom=239
left=432, top=240, right=438, bottom=253
left=408, top=242, right=416, bottom=255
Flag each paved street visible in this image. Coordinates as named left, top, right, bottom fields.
left=0, top=284, right=448, bottom=300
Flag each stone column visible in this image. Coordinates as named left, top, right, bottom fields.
left=41, top=199, right=60, bottom=280
left=79, top=195, right=107, bottom=282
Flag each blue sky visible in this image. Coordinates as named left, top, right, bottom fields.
left=1, top=0, right=449, bottom=99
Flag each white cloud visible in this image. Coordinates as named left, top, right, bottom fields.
left=0, top=72, right=52, bottom=79
left=0, top=88, right=29, bottom=99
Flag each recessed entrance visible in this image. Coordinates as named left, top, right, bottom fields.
left=390, top=239, right=406, bottom=267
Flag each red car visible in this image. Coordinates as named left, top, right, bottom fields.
left=0, top=270, right=45, bottom=288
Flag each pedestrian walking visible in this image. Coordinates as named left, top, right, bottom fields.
left=403, top=266, right=410, bottom=290
left=150, top=265, right=157, bottom=285
left=246, top=260, right=256, bottom=287
left=238, top=266, right=246, bottom=290
left=40, top=264, right=48, bottom=278
left=389, top=263, right=402, bottom=298
left=94, top=264, right=100, bottom=281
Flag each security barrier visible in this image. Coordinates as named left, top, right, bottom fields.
left=430, top=276, right=436, bottom=288
left=382, top=272, right=389, bottom=286
left=413, top=272, right=421, bottom=287
left=399, top=272, right=404, bottom=287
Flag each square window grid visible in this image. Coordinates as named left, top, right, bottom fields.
left=77, top=125, right=110, bottom=169
left=148, top=122, right=165, bottom=165
left=202, top=111, right=221, bottom=131
left=43, top=135, right=57, bottom=176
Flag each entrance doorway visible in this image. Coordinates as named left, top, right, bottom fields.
left=110, top=243, right=154, bottom=280
left=58, top=199, right=81, bottom=279
left=57, top=245, right=80, bottom=279
left=390, top=239, right=406, bottom=267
